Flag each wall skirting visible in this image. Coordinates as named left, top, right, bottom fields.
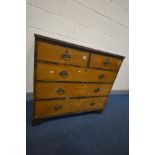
left=26, top=90, right=129, bottom=102
left=110, top=90, right=129, bottom=95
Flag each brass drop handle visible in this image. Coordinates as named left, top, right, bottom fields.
left=98, top=74, right=105, bottom=80
left=104, top=58, right=111, bottom=66
left=59, top=71, right=68, bottom=78
left=94, top=88, right=101, bottom=93
left=54, top=105, right=62, bottom=110
left=56, top=88, right=65, bottom=94
left=90, top=102, right=96, bottom=106
left=61, top=53, right=71, bottom=60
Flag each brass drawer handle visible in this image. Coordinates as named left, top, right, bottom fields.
left=61, top=53, right=71, bottom=60
left=59, top=71, right=68, bottom=78
left=54, top=105, right=62, bottom=110
left=90, top=102, right=96, bottom=106
left=98, top=74, right=105, bottom=80
left=56, top=88, right=65, bottom=94
left=104, top=59, right=111, bottom=66
left=94, top=88, right=101, bottom=93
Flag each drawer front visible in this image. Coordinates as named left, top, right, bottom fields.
left=89, top=54, right=122, bottom=70
left=37, top=41, right=89, bottom=67
left=34, top=97, right=107, bottom=118
left=36, top=62, right=117, bottom=83
left=35, top=82, right=112, bottom=99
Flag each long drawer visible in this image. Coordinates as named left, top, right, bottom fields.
left=34, top=97, right=107, bottom=118
left=35, top=82, right=112, bottom=99
left=37, top=41, right=89, bottom=67
left=89, top=53, right=122, bottom=70
left=36, top=62, right=117, bottom=83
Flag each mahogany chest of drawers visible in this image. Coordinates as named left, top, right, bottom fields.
left=32, top=34, right=124, bottom=125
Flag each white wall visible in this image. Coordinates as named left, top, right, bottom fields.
left=26, top=0, right=129, bottom=92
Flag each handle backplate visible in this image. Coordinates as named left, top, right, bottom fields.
left=104, top=58, right=111, bottom=66
left=61, top=53, right=71, bottom=61
left=54, top=105, right=62, bottom=110
left=94, top=88, right=101, bottom=93
left=98, top=74, right=105, bottom=80
left=90, top=102, right=96, bottom=106
left=59, top=71, right=68, bottom=78
left=56, top=88, right=65, bottom=94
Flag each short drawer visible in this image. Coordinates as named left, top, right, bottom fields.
left=89, top=54, right=123, bottom=70
left=37, top=41, right=89, bottom=67
left=36, top=62, right=117, bottom=83
left=34, top=97, right=107, bottom=118
left=35, top=82, right=112, bottom=99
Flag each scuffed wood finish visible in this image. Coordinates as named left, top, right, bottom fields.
left=34, top=97, right=107, bottom=118
left=37, top=41, right=89, bottom=67
left=36, top=62, right=117, bottom=83
left=35, top=82, right=112, bottom=99
left=90, top=53, right=122, bottom=70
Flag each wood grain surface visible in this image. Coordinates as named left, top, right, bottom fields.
left=89, top=53, right=122, bottom=70
left=37, top=41, right=89, bottom=67
left=36, top=62, right=117, bottom=83
left=35, top=82, right=112, bottom=99
left=34, top=97, right=107, bottom=118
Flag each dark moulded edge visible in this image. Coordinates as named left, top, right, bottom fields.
left=34, top=34, right=125, bottom=59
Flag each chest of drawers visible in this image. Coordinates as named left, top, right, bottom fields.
left=32, top=34, right=124, bottom=125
